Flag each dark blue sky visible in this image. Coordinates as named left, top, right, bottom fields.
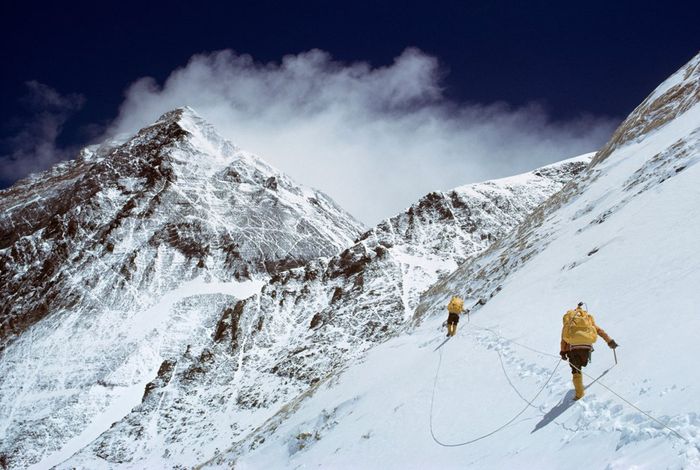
left=1, top=0, right=698, bottom=187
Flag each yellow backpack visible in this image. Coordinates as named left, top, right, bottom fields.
left=447, top=296, right=464, bottom=314
left=562, top=309, right=598, bottom=345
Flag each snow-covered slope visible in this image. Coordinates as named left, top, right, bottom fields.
left=204, top=53, right=700, bottom=469
left=55, top=157, right=589, bottom=467
left=0, top=108, right=364, bottom=469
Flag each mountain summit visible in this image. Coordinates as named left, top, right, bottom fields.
left=50, top=157, right=590, bottom=467
left=0, top=107, right=363, bottom=345
left=0, top=108, right=364, bottom=468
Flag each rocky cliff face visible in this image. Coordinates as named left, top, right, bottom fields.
left=0, top=108, right=364, bottom=469
left=59, top=154, right=590, bottom=468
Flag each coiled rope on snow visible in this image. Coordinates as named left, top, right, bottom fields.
left=478, top=325, right=690, bottom=444
left=429, top=341, right=562, bottom=447
left=428, top=324, right=690, bottom=446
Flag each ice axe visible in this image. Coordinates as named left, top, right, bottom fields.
left=608, top=338, right=619, bottom=364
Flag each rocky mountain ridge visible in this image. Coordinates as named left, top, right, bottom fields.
left=59, top=154, right=590, bottom=467
left=0, top=107, right=364, bottom=469
left=2, top=103, right=600, bottom=469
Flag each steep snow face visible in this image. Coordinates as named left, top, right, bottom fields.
left=59, top=156, right=589, bottom=468
left=212, top=54, right=700, bottom=469
left=0, top=108, right=363, bottom=469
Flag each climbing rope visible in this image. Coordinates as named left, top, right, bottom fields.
left=494, top=347, right=540, bottom=410
left=568, top=361, right=690, bottom=444
left=472, top=325, right=560, bottom=358
left=429, top=340, right=562, bottom=447
left=474, top=324, right=619, bottom=396
left=472, top=325, right=690, bottom=444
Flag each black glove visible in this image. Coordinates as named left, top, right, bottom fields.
left=560, top=351, right=568, bottom=361
left=608, top=339, right=618, bottom=349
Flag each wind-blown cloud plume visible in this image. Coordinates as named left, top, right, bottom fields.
left=3, top=50, right=616, bottom=225
left=0, top=81, right=85, bottom=185
left=108, top=48, right=617, bottom=225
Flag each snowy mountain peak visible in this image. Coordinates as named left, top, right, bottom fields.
left=47, top=155, right=591, bottom=468
left=0, top=107, right=369, bottom=468
left=151, top=106, right=215, bottom=134
left=118, top=106, right=239, bottom=178
left=156, top=107, right=236, bottom=156
left=154, top=105, right=198, bottom=123
left=138, top=107, right=325, bottom=200
left=0, top=105, right=365, bottom=340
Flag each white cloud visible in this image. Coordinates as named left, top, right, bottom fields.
left=0, top=81, right=85, bottom=183
left=109, top=48, right=616, bottom=226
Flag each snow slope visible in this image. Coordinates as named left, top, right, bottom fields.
left=204, top=53, right=700, bottom=469
left=0, top=104, right=585, bottom=469
left=0, top=108, right=364, bottom=469
left=59, top=154, right=589, bottom=468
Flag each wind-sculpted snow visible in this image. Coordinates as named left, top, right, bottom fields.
left=0, top=108, right=363, bottom=469
left=58, top=156, right=588, bottom=467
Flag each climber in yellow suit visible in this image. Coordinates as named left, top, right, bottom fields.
left=446, top=296, right=467, bottom=337
left=560, top=302, right=618, bottom=400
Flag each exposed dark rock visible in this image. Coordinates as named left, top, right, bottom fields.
left=418, top=192, right=453, bottom=220
left=331, top=287, right=343, bottom=304
left=264, top=258, right=306, bottom=276
left=224, top=168, right=242, bottom=182
left=213, top=300, right=246, bottom=351
left=353, top=273, right=365, bottom=290
left=328, top=246, right=371, bottom=279
left=143, top=359, right=176, bottom=400
left=303, top=268, right=318, bottom=282
left=374, top=245, right=388, bottom=258
left=149, top=221, right=210, bottom=259
left=309, top=312, right=323, bottom=329
left=264, top=177, right=278, bottom=190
